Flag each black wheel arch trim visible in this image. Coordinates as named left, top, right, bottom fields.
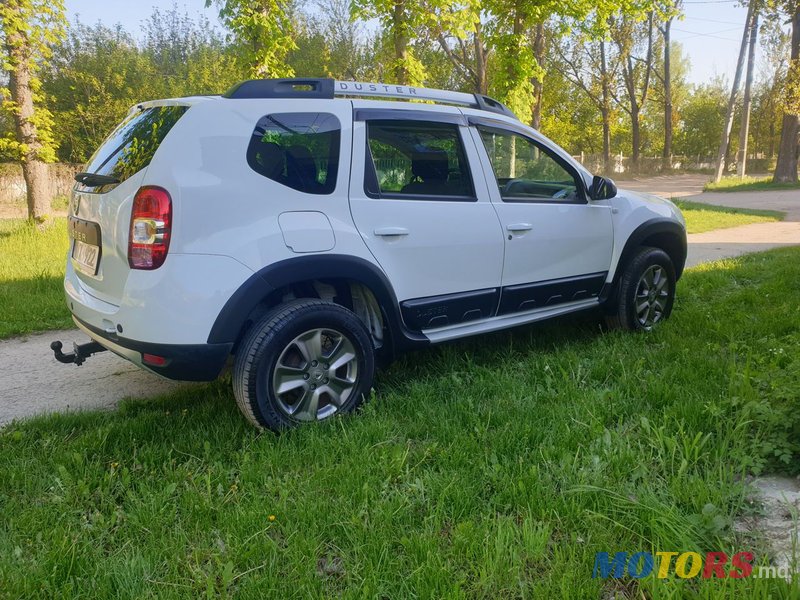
left=601, top=218, right=687, bottom=302
left=206, top=254, right=429, bottom=352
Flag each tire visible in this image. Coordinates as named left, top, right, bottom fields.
left=233, top=299, right=375, bottom=431
left=605, top=246, right=676, bottom=331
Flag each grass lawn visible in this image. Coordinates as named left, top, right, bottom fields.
left=1, top=248, right=799, bottom=597
left=704, top=176, right=800, bottom=193
left=0, top=219, right=72, bottom=338
left=674, top=200, right=784, bottom=234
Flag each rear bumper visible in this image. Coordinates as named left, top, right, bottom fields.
left=74, top=316, right=232, bottom=381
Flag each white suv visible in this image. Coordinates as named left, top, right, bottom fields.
left=54, top=78, right=687, bottom=431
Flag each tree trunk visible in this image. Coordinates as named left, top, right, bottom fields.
left=773, top=4, right=800, bottom=183
left=662, top=18, right=673, bottom=171
left=631, top=105, right=641, bottom=172
left=4, top=23, right=51, bottom=221
left=474, top=22, right=488, bottom=95
left=737, top=10, right=759, bottom=177
left=531, top=23, right=545, bottom=129
left=392, top=0, right=408, bottom=85
left=600, top=41, right=612, bottom=174
left=714, top=2, right=756, bottom=182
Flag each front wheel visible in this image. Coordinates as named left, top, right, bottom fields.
left=605, top=247, right=676, bottom=331
left=233, top=299, right=375, bottom=431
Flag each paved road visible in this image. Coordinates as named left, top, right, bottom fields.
left=2, top=173, right=799, bottom=425
left=620, top=174, right=800, bottom=267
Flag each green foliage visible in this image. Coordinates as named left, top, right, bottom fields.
left=674, top=81, right=728, bottom=158
left=0, top=0, right=66, bottom=163
left=42, top=11, right=242, bottom=163
left=207, top=0, right=296, bottom=78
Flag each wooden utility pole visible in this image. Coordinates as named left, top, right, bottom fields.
left=773, top=3, right=800, bottom=183
left=713, top=2, right=756, bottom=182
left=737, top=7, right=759, bottom=178
left=661, top=16, right=674, bottom=171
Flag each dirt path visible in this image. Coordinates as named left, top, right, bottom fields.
left=0, top=328, right=186, bottom=426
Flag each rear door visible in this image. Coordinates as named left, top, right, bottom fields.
left=469, top=122, right=614, bottom=314
left=68, top=104, right=188, bottom=305
left=348, top=107, right=505, bottom=330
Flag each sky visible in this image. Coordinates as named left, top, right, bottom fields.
left=63, top=0, right=752, bottom=86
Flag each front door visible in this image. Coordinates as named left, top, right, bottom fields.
left=348, top=109, right=505, bottom=330
left=470, top=124, right=614, bottom=314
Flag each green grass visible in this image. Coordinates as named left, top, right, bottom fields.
left=2, top=248, right=799, bottom=597
left=674, top=200, right=784, bottom=234
left=703, top=176, right=800, bottom=193
left=0, top=219, right=72, bottom=338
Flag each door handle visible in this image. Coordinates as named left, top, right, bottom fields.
left=506, top=223, right=533, bottom=232
left=374, top=227, right=409, bottom=237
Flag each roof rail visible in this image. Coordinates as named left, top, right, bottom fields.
left=222, top=78, right=518, bottom=120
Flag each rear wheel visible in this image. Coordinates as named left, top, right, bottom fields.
left=233, top=299, right=375, bottom=431
left=605, top=247, right=676, bottom=331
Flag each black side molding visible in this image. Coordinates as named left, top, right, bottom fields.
left=498, top=272, right=607, bottom=315
left=401, top=288, right=499, bottom=330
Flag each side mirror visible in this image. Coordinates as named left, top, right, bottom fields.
left=590, top=175, right=617, bottom=200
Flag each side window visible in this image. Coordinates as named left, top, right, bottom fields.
left=365, top=120, right=474, bottom=199
left=477, top=126, right=584, bottom=202
left=247, top=112, right=340, bottom=195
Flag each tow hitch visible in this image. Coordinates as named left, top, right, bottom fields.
left=50, top=340, right=107, bottom=366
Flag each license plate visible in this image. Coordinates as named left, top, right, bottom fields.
left=72, top=239, right=100, bottom=275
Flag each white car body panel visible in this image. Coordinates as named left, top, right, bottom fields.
left=347, top=103, right=505, bottom=302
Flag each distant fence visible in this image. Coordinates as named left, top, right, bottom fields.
left=0, top=163, right=81, bottom=204
left=572, top=153, right=774, bottom=176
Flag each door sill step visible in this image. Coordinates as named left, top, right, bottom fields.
left=422, top=298, right=600, bottom=343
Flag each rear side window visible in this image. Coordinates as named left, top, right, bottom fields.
left=365, top=120, right=474, bottom=199
left=82, top=105, right=187, bottom=189
left=247, top=113, right=340, bottom=195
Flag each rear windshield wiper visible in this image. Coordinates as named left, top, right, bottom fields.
left=74, top=172, right=120, bottom=187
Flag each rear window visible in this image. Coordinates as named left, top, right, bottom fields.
left=81, top=105, right=187, bottom=190
left=247, top=113, right=340, bottom=195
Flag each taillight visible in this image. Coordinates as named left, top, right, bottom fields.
left=128, top=186, right=172, bottom=270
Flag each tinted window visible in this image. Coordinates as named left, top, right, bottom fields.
left=366, top=121, right=473, bottom=199
left=478, top=126, right=583, bottom=202
left=247, top=113, right=340, bottom=195
left=82, top=105, right=187, bottom=189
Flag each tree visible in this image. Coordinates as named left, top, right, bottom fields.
left=206, top=0, right=296, bottom=78
left=737, top=6, right=759, bottom=177
left=773, top=0, right=799, bottom=182
left=0, top=0, right=65, bottom=222
left=558, top=35, right=618, bottom=172
left=351, top=0, right=428, bottom=84
left=612, top=11, right=655, bottom=172
left=713, top=1, right=757, bottom=181
left=657, top=0, right=682, bottom=170
left=675, top=81, right=728, bottom=159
